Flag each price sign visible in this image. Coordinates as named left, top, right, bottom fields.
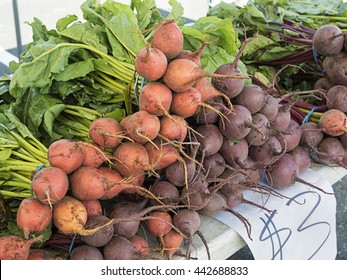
left=214, top=168, right=337, bottom=260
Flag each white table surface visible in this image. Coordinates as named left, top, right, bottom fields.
left=173, top=166, right=347, bottom=260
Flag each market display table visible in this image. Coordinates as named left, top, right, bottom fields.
left=173, top=166, right=347, bottom=260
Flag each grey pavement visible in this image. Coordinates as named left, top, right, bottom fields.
left=334, top=176, right=347, bottom=260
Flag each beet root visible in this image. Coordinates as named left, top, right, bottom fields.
left=219, top=105, right=252, bottom=140
left=312, top=24, right=344, bottom=57
left=135, top=47, right=168, bottom=81
left=151, top=19, right=184, bottom=59
left=289, top=146, right=311, bottom=173
left=249, top=135, right=283, bottom=166
left=245, top=113, right=271, bottom=146
left=70, top=245, right=103, bottom=260
left=316, top=137, right=346, bottom=166
left=219, top=137, right=249, bottom=166
left=202, top=152, right=226, bottom=178
left=266, top=153, right=333, bottom=194
left=103, top=235, right=145, bottom=260
left=180, top=174, right=210, bottom=210
left=280, top=119, right=303, bottom=152
left=165, top=158, right=196, bottom=187
left=83, top=215, right=115, bottom=248
left=195, top=124, right=224, bottom=157
left=212, top=64, right=245, bottom=98
left=234, top=84, right=267, bottom=114
left=300, top=122, right=324, bottom=148
left=0, top=235, right=43, bottom=260
left=150, top=180, right=180, bottom=205
left=108, top=200, right=147, bottom=239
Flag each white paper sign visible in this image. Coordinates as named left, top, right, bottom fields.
left=213, top=168, right=337, bottom=260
